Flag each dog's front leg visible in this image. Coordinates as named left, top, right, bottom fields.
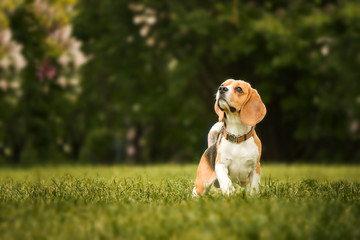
left=215, top=163, right=235, bottom=195
left=249, top=168, right=260, bottom=195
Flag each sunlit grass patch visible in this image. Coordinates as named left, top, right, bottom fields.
left=0, top=164, right=359, bottom=239
left=1, top=163, right=359, bottom=183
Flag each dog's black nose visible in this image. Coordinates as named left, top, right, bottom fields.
left=218, top=86, right=228, bottom=93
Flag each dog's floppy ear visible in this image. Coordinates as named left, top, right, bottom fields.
left=214, top=101, right=225, bottom=122
left=240, top=89, right=266, bottom=126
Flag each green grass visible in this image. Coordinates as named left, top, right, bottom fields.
left=0, top=164, right=359, bottom=240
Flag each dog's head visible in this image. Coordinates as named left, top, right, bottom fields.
left=214, top=79, right=266, bottom=126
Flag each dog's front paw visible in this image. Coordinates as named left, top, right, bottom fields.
left=227, top=185, right=236, bottom=195
left=221, top=180, right=235, bottom=195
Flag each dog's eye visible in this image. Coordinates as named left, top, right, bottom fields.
left=235, top=87, right=243, bottom=93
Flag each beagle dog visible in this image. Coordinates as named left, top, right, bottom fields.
left=193, top=79, right=266, bottom=196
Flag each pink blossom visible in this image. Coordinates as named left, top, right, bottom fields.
left=37, top=60, right=57, bottom=81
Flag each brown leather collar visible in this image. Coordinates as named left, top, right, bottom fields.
left=221, top=125, right=254, bottom=143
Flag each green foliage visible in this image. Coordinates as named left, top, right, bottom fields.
left=0, top=0, right=86, bottom=164
left=73, top=0, right=360, bottom=163
left=1, top=0, right=360, bottom=164
left=0, top=164, right=359, bottom=239
left=79, top=128, right=116, bottom=164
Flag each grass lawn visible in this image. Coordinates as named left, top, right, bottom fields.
left=0, top=164, right=359, bottom=239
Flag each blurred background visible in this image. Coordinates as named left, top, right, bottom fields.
left=0, top=0, right=359, bottom=166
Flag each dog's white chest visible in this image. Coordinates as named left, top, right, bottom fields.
left=219, top=137, right=259, bottom=181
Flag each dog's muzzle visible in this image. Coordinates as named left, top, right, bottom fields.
left=217, top=98, right=237, bottom=113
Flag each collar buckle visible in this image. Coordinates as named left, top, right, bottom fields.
left=227, top=133, right=238, bottom=143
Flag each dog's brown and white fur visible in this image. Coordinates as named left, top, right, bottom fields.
left=193, top=79, right=266, bottom=196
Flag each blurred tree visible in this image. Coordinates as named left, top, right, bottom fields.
left=1, top=0, right=359, bottom=164
left=0, top=0, right=87, bottom=165
left=74, top=0, right=360, bottom=163
left=0, top=0, right=27, bottom=164
left=74, top=0, right=208, bottom=163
